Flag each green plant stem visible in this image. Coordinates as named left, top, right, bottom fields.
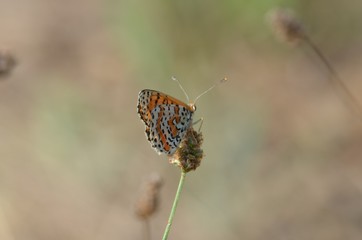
left=162, top=170, right=187, bottom=240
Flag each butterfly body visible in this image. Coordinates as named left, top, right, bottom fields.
left=137, top=89, right=195, bottom=155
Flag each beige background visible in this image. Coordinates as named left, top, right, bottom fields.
left=1, top=0, right=362, bottom=239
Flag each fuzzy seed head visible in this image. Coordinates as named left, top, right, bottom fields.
left=0, top=49, right=16, bottom=78
left=134, top=173, right=163, bottom=219
left=169, top=127, right=204, bottom=173
left=267, top=8, right=306, bottom=44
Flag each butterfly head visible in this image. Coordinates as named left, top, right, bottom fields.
left=188, top=103, right=196, bottom=112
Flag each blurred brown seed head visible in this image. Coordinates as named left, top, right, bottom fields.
left=134, top=173, right=163, bottom=219
left=0, top=49, right=16, bottom=78
left=169, top=127, right=204, bottom=173
left=267, top=8, right=306, bottom=45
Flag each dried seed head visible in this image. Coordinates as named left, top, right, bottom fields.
left=134, top=173, right=163, bottom=219
left=0, top=49, right=16, bottom=78
left=169, top=127, right=204, bottom=173
left=267, top=8, right=306, bottom=44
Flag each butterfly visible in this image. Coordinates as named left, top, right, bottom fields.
left=137, top=77, right=227, bottom=155
left=137, top=89, right=195, bottom=155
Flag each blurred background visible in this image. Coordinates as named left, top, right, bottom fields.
left=1, top=0, right=362, bottom=239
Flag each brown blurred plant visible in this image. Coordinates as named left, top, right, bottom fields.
left=134, top=173, right=163, bottom=220
left=267, top=8, right=306, bottom=45
left=0, top=49, right=16, bottom=78
left=267, top=8, right=362, bottom=121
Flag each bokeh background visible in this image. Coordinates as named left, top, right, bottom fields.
left=1, top=0, right=362, bottom=239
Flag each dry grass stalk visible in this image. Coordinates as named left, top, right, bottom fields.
left=267, top=7, right=362, bottom=121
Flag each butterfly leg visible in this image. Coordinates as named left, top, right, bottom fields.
left=192, top=117, right=204, bottom=132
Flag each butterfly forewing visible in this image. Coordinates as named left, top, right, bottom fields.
left=137, top=90, right=194, bottom=155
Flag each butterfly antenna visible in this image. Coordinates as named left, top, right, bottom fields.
left=193, top=77, right=228, bottom=104
left=172, top=76, right=190, bottom=103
